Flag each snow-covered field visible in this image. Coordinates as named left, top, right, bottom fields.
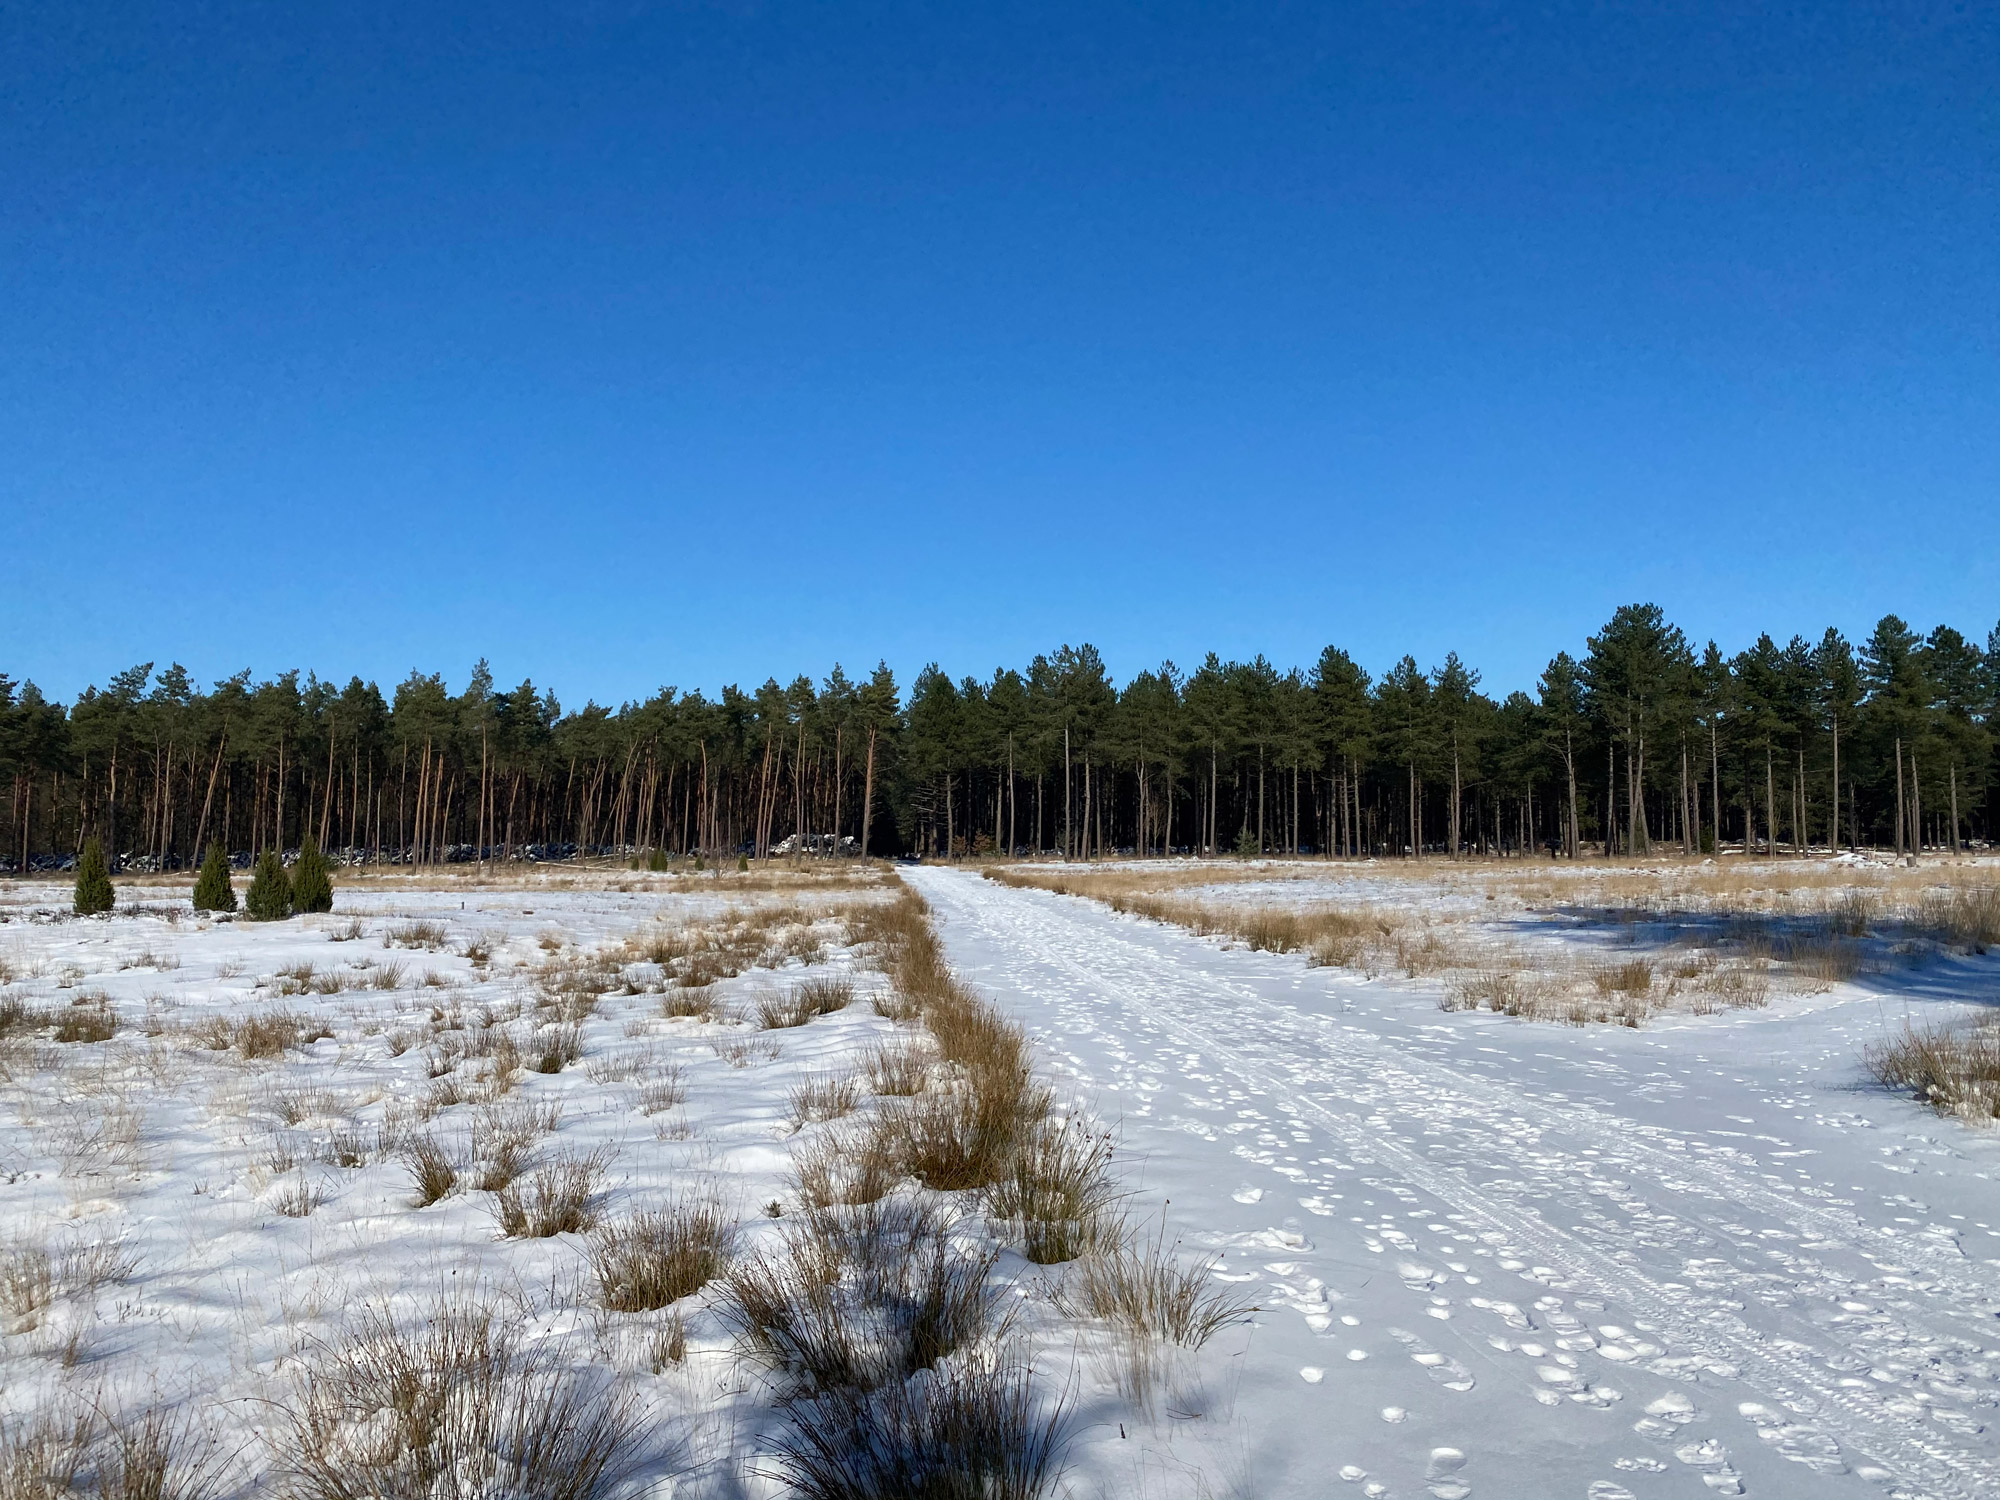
left=1, top=868, right=1105, bottom=1496
left=5, top=858, right=1999, bottom=1499
left=910, top=859, right=2000, bottom=1500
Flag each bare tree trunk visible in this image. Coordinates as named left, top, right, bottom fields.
left=1894, top=738, right=1906, bottom=861
left=1450, top=739, right=1461, bottom=858
left=1910, top=752, right=1923, bottom=865
left=860, top=730, right=877, bottom=859
left=1408, top=763, right=1419, bottom=859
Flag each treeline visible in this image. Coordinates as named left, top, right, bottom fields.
left=2, top=605, right=1994, bottom=871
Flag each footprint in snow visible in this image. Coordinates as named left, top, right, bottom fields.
left=1673, top=1438, right=1743, bottom=1495
left=1633, top=1391, right=1699, bottom=1443
left=1738, top=1403, right=1846, bottom=1474
left=1389, top=1327, right=1476, bottom=1391
left=1425, top=1446, right=1470, bottom=1500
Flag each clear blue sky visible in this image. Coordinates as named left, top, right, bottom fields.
left=6, top=2, right=1994, bottom=706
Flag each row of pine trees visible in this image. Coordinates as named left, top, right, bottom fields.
left=5, top=605, right=1996, bottom=870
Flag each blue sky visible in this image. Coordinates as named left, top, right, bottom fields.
left=6, top=2, right=1994, bottom=706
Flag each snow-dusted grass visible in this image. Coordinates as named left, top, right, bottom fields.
left=991, top=853, right=2000, bottom=1025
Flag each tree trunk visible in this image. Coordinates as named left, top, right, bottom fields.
left=860, top=730, right=877, bottom=858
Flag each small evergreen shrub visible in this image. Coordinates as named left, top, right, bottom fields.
left=291, top=832, right=334, bottom=914
left=192, top=842, right=236, bottom=913
left=245, top=848, right=293, bottom=921
left=73, top=837, right=114, bottom=916
left=737, top=854, right=749, bottom=872
left=1232, top=828, right=1259, bottom=858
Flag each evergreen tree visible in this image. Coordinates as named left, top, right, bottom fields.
left=73, top=836, right=113, bottom=915
left=192, top=842, right=236, bottom=912
left=245, top=847, right=292, bottom=921
left=291, top=831, right=334, bottom=914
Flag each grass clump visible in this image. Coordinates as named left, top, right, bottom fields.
left=386, top=920, right=449, bottom=951
left=1867, top=1017, right=2000, bottom=1120
left=986, top=1119, right=1118, bottom=1264
left=1058, top=1221, right=1254, bottom=1350
left=787, top=1073, right=862, bottom=1129
left=861, top=1042, right=930, bottom=1096
left=768, top=1366, right=1069, bottom=1500
left=52, top=995, right=115, bottom=1044
left=496, top=1148, right=610, bottom=1238
left=531, top=1023, right=583, bottom=1074
left=401, top=1135, right=460, bottom=1206
left=721, top=1197, right=1002, bottom=1396
left=277, top=1299, right=634, bottom=1500
left=1917, top=886, right=2000, bottom=952
left=591, top=1203, right=734, bottom=1310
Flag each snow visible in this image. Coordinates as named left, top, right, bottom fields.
left=7, top=861, right=1999, bottom=1499
left=0, top=875, right=945, bottom=1492
left=906, top=862, right=2000, bottom=1500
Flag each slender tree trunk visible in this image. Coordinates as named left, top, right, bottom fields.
left=1910, top=752, right=1923, bottom=865
left=1894, top=738, right=1906, bottom=860
left=860, top=730, right=877, bottom=858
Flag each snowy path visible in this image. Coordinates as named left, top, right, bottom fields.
left=906, top=866, right=2000, bottom=1500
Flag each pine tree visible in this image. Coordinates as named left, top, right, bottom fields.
left=291, top=831, right=334, bottom=914
left=192, top=843, right=236, bottom=912
left=245, top=847, right=292, bottom=921
left=73, top=837, right=114, bottom=916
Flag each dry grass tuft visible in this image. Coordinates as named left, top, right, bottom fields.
left=277, top=1299, right=635, bottom=1500
left=1917, top=886, right=2000, bottom=952
left=194, top=1009, right=334, bottom=1058
left=986, top=1119, right=1118, bottom=1264
left=720, top=1197, right=1002, bottom=1397
left=0, top=1238, right=135, bottom=1329
left=400, top=1135, right=460, bottom=1206
left=787, top=1074, right=862, bottom=1129
left=93, top=1401, right=223, bottom=1500
left=636, top=1071, right=686, bottom=1115
left=0, top=1407, right=95, bottom=1499
left=591, top=1203, right=734, bottom=1310
left=768, top=1365, right=1069, bottom=1500
left=861, top=1042, right=931, bottom=1097
left=530, top=1022, right=583, bottom=1074
left=1867, top=1016, right=2000, bottom=1120
left=51, top=993, right=116, bottom=1044
left=790, top=1127, right=902, bottom=1211
left=1058, top=1221, right=1254, bottom=1349
left=496, top=1148, right=611, bottom=1238
left=385, top=920, right=450, bottom=950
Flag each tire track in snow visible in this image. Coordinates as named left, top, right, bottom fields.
left=912, top=868, right=2000, bottom=1500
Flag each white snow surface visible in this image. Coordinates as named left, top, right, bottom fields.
left=906, top=863, right=2000, bottom=1500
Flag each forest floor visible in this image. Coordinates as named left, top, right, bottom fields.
left=906, top=854, right=2000, bottom=1499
